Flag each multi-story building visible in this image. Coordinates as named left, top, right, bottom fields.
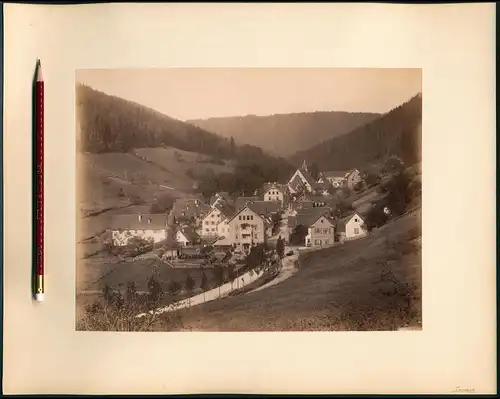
left=288, top=208, right=335, bottom=248
left=200, top=201, right=235, bottom=238
left=226, top=204, right=269, bottom=254
left=262, top=183, right=288, bottom=208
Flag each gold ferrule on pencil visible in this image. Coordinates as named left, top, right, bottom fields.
left=35, top=275, right=44, bottom=293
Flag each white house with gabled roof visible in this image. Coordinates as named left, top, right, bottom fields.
left=288, top=209, right=335, bottom=248
left=262, top=182, right=288, bottom=208
left=201, top=207, right=221, bottom=238
left=176, top=226, right=201, bottom=246
left=110, top=213, right=167, bottom=246
left=336, top=212, right=367, bottom=241
left=200, top=201, right=235, bottom=238
left=226, top=204, right=268, bottom=253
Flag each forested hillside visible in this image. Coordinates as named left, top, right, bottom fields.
left=76, top=85, right=296, bottom=202
left=289, top=94, right=422, bottom=171
left=78, top=85, right=293, bottom=165
left=76, top=84, right=235, bottom=157
left=189, top=111, right=380, bottom=157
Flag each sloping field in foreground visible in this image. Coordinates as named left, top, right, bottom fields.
left=162, top=208, right=421, bottom=331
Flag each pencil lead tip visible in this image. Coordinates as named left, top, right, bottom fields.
left=36, top=60, right=44, bottom=82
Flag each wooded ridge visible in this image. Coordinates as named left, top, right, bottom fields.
left=289, top=94, right=422, bottom=171
left=188, top=111, right=380, bottom=157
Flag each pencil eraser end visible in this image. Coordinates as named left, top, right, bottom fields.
left=35, top=293, right=45, bottom=302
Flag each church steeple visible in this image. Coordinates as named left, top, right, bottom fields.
left=301, top=159, right=308, bottom=171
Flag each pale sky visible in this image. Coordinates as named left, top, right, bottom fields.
left=76, top=68, right=421, bottom=121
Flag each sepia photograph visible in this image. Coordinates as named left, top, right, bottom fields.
left=75, top=67, right=422, bottom=332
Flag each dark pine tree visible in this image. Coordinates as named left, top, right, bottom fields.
left=309, top=162, right=320, bottom=181
left=200, top=271, right=209, bottom=302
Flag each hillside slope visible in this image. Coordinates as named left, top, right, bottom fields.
left=77, top=147, right=236, bottom=240
left=188, top=111, right=380, bottom=157
left=289, top=94, right=422, bottom=171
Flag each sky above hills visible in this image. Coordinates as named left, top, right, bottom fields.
left=76, top=67, right=421, bottom=121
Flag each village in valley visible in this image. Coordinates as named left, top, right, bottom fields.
left=75, top=68, right=422, bottom=332
left=112, top=162, right=368, bottom=261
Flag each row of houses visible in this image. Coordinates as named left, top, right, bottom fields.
left=109, top=160, right=367, bottom=251
left=288, top=159, right=363, bottom=195
left=285, top=161, right=367, bottom=247
left=288, top=207, right=367, bottom=247
left=110, top=192, right=281, bottom=252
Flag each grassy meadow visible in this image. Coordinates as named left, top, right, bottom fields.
left=133, top=147, right=234, bottom=181
left=77, top=146, right=235, bottom=239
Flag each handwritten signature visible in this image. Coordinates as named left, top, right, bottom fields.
left=453, top=386, right=475, bottom=393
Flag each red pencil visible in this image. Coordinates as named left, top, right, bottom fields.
left=35, top=60, right=44, bottom=302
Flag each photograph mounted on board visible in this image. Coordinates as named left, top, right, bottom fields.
left=75, top=67, right=422, bottom=332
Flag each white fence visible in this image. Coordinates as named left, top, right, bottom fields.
left=136, top=266, right=264, bottom=317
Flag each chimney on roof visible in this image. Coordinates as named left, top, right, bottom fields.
left=138, top=213, right=142, bottom=222
left=148, top=217, right=152, bottom=225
